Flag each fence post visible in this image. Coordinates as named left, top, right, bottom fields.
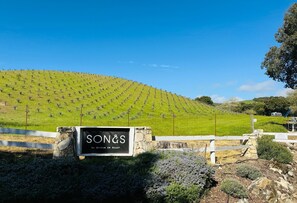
left=25, top=105, right=29, bottom=130
left=172, top=113, right=175, bottom=136
left=214, top=114, right=217, bottom=136
left=80, top=104, right=83, bottom=126
left=250, top=114, right=254, bottom=133
left=210, top=135, right=216, bottom=164
left=127, top=110, right=130, bottom=126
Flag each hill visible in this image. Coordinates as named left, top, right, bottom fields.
left=0, top=70, right=287, bottom=135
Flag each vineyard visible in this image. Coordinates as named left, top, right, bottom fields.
left=0, top=70, right=287, bottom=135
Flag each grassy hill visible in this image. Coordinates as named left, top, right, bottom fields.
left=0, top=70, right=287, bottom=135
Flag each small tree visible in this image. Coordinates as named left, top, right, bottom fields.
left=195, top=96, right=214, bottom=105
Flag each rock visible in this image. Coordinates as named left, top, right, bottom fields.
left=237, top=198, right=249, bottom=203
left=270, top=167, right=282, bottom=175
left=248, top=177, right=273, bottom=196
left=288, top=170, right=294, bottom=177
left=57, top=137, right=72, bottom=150
left=276, top=177, right=293, bottom=191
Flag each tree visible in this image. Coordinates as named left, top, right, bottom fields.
left=254, top=96, right=290, bottom=116
left=287, top=89, right=297, bottom=115
left=261, top=3, right=297, bottom=89
left=195, top=96, right=214, bottom=105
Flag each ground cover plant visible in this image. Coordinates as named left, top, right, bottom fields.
left=0, top=151, right=214, bottom=202
left=220, top=178, right=248, bottom=199
left=0, top=70, right=288, bottom=135
left=236, top=164, right=262, bottom=180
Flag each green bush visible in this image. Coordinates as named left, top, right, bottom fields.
left=165, top=183, right=200, bottom=203
left=220, top=179, right=248, bottom=199
left=257, top=136, right=293, bottom=164
left=236, top=164, right=262, bottom=180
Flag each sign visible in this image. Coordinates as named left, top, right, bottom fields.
left=76, top=127, right=135, bottom=156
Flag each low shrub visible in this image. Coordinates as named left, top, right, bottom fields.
left=165, top=183, right=200, bottom=203
left=220, top=178, right=248, bottom=199
left=257, top=136, right=293, bottom=164
left=236, top=164, right=262, bottom=180
left=145, top=151, right=215, bottom=202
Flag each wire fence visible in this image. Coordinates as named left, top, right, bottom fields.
left=0, top=107, right=254, bottom=136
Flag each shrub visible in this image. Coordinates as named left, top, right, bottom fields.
left=257, top=136, right=293, bottom=164
left=220, top=179, right=248, bottom=199
left=145, top=151, right=215, bottom=202
left=236, top=164, right=262, bottom=180
left=165, top=183, right=200, bottom=203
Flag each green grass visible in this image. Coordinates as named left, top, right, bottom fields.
left=0, top=70, right=288, bottom=135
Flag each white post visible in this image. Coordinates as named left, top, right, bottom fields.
left=210, top=137, right=215, bottom=164
left=292, top=123, right=295, bottom=132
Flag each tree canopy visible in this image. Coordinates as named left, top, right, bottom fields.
left=195, top=96, right=214, bottom=105
left=253, top=96, right=290, bottom=116
left=261, top=3, right=297, bottom=89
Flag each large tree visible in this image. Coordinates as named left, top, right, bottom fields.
left=261, top=3, right=297, bottom=89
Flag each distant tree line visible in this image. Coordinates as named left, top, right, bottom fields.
left=195, top=90, right=297, bottom=116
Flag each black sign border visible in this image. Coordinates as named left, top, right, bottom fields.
left=75, top=126, right=135, bottom=156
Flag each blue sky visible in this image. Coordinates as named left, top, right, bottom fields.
left=0, top=0, right=295, bottom=102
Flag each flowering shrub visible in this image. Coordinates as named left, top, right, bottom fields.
left=145, top=151, right=215, bottom=202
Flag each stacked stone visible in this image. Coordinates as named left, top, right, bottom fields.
left=133, top=127, right=153, bottom=155
left=53, top=127, right=76, bottom=159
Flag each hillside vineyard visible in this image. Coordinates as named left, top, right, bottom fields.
left=0, top=70, right=253, bottom=135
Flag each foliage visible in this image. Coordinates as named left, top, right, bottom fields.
left=195, top=96, right=214, bottom=105
left=236, top=164, right=262, bottom=180
left=253, top=97, right=290, bottom=116
left=165, top=183, right=200, bottom=203
left=220, top=179, right=248, bottom=199
left=145, top=151, right=214, bottom=202
left=287, top=90, right=297, bottom=116
left=217, top=97, right=289, bottom=116
left=0, top=151, right=215, bottom=202
left=261, top=3, right=297, bottom=89
left=257, top=136, right=293, bottom=164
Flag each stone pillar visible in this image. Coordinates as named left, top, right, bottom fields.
left=53, top=127, right=76, bottom=159
left=133, top=127, right=153, bottom=156
left=243, top=135, right=258, bottom=159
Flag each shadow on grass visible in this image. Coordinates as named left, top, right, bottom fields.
left=0, top=151, right=160, bottom=203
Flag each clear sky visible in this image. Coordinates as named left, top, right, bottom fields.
left=0, top=0, right=296, bottom=102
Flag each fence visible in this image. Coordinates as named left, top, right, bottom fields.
left=153, top=135, right=250, bottom=164
left=259, top=131, right=297, bottom=144
left=0, top=128, right=56, bottom=150
left=1, top=127, right=296, bottom=164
